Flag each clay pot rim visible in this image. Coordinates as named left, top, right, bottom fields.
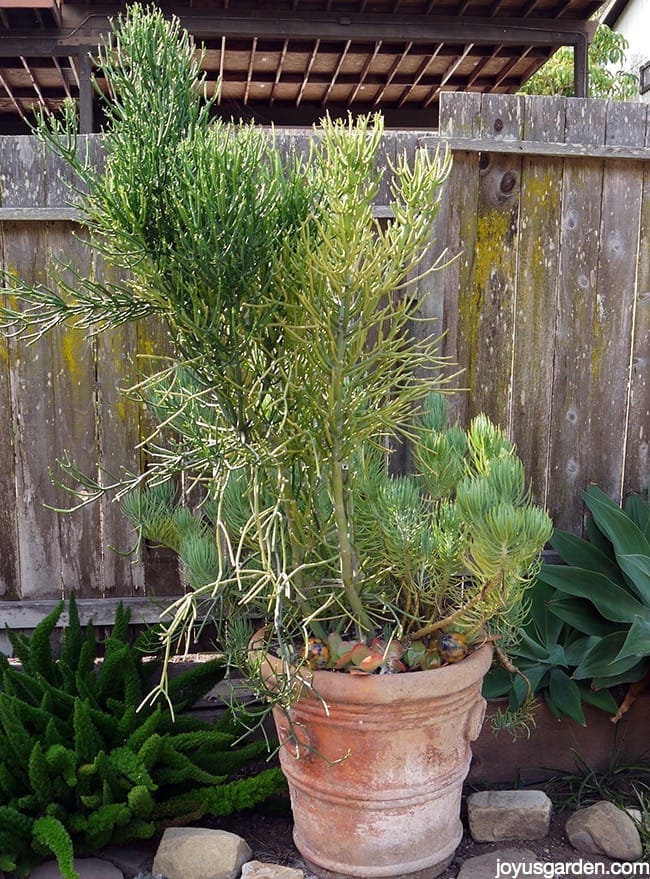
left=306, top=642, right=493, bottom=701
left=253, top=639, right=493, bottom=703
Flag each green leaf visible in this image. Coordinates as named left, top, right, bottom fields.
left=546, top=644, right=568, bottom=668
left=528, top=579, right=563, bottom=646
left=563, top=635, right=600, bottom=667
left=579, top=685, right=619, bottom=715
left=614, top=615, right=650, bottom=661
left=539, top=566, right=648, bottom=624
left=550, top=528, right=625, bottom=585
left=513, top=630, right=550, bottom=661
left=617, top=554, right=650, bottom=605
left=515, top=663, right=547, bottom=702
left=582, top=486, right=650, bottom=603
left=482, top=667, right=513, bottom=698
left=547, top=596, right=620, bottom=637
left=548, top=668, right=585, bottom=725
left=625, top=494, right=650, bottom=539
left=592, top=659, right=650, bottom=689
left=572, top=632, right=641, bottom=680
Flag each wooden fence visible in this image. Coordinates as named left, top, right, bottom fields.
left=0, top=91, right=648, bottom=633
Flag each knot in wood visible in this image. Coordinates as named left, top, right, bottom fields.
left=500, top=171, right=517, bottom=194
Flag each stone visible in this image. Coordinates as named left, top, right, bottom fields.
left=241, top=861, right=304, bottom=879
left=29, top=858, right=124, bottom=879
left=457, top=848, right=541, bottom=879
left=626, top=808, right=645, bottom=828
left=152, top=826, right=252, bottom=879
left=467, top=790, right=552, bottom=842
left=101, top=843, right=155, bottom=877
left=565, top=801, right=643, bottom=861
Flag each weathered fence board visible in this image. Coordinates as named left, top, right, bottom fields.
left=0, top=91, right=648, bottom=626
left=625, top=164, right=650, bottom=501
left=510, top=154, right=564, bottom=510
left=95, top=317, right=145, bottom=597
left=436, top=92, right=650, bottom=534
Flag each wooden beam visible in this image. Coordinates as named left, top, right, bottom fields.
left=77, top=48, right=92, bottom=133
left=420, top=133, right=650, bottom=161
left=573, top=33, right=589, bottom=98
left=0, top=206, right=82, bottom=220
left=0, top=13, right=598, bottom=54
left=0, top=596, right=185, bottom=630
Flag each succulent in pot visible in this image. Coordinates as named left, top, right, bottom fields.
left=0, top=6, right=552, bottom=877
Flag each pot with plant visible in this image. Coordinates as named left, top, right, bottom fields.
left=1, top=6, right=553, bottom=878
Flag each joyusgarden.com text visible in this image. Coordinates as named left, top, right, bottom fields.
left=496, top=858, right=650, bottom=877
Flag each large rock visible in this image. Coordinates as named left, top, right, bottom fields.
left=457, top=848, right=541, bottom=879
left=241, top=861, right=304, bottom=879
left=29, top=858, right=124, bottom=879
left=152, top=827, right=252, bottom=879
left=467, top=790, right=552, bottom=841
left=565, top=801, right=643, bottom=861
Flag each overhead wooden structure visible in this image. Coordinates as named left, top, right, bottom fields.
left=0, top=0, right=604, bottom=132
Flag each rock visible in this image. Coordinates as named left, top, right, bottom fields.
left=457, top=848, right=541, bottom=879
left=29, top=858, right=124, bottom=879
left=467, top=790, right=552, bottom=842
left=625, top=808, right=645, bottom=828
left=101, top=843, right=155, bottom=877
left=152, top=827, right=252, bottom=879
left=241, top=861, right=304, bottom=879
left=565, top=801, right=643, bottom=861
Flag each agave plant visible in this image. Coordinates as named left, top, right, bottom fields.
left=483, top=576, right=619, bottom=725
left=536, top=486, right=650, bottom=716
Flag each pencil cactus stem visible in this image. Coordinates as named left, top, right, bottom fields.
left=331, top=453, right=373, bottom=640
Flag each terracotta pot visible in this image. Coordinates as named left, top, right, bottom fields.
left=271, top=643, right=493, bottom=879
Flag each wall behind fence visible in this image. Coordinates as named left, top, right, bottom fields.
left=0, top=92, right=648, bottom=611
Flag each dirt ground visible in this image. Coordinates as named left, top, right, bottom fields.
left=203, top=793, right=619, bottom=877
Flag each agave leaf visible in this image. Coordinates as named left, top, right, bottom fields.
left=614, top=615, right=650, bottom=662
left=592, top=659, right=650, bottom=690
left=510, top=663, right=548, bottom=707
left=548, top=668, right=585, bottom=725
left=625, top=494, right=650, bottom=539
left=482, top=667, right=512, bottom=698
left=578, top=685, right=619, bottom=715
left=585, top=514, right=616, bottom=559
left=572, top=632, right=641, bottom=680
left=581, top=485, right=646, bottom=556
left=539, top=566, right=648, bottom=624
left=528, top=579, right=563, bottom=647
left=514, top=630, right=551, bottom=661
left=563, top=635, right=600, bottom=667
left=616, top=554, right=650, bottom=606
left=546, top=644, right=568, bottom=668
left=547, top=596, right=620, bottom=637
left=544, top=691, right=561, bottom=719
left=550, top=529, right=625, bottom=586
